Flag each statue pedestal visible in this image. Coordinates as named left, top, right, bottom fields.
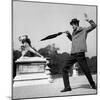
left=14, top=57, right=49, bottom=85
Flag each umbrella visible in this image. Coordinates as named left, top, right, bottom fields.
left=41, top=32, right=63, bottom=41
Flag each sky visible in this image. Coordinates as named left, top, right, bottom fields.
left=13, top=1, right=97, bottom=58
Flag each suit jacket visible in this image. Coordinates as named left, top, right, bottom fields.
left=67, top=20, right=96, bottom=54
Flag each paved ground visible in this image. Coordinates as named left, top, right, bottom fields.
left=13, top=74, right=97, bottom=99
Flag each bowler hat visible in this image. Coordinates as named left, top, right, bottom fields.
left=70, top=18, right=79, bottom=25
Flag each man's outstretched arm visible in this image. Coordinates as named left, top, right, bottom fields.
left=85, top=19, right=97, bottom=33
left=84, top=13, right=97, bottom=33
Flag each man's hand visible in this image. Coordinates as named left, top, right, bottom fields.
left=84, top=13, right=96, bottom=33
left=84, top=13, right=90, bottom=22
left=63, top=31, right=72, bottom=41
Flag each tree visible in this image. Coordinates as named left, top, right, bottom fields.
left=13, top=50, right=22, bottom=78
left=89, top=56, right=97, bottom=73
left=38, top=44, right=60, bottom=74
left=13, top=50, right=22, bottom=61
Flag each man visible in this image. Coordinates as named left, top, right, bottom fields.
left=61, top=14, right=97, bottom=92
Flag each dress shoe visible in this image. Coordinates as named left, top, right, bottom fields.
left=91, top=85, right=97, bottom=89
left=61, top=88, right=72, bottom=92
left=91, top=82, right=97, bottom=89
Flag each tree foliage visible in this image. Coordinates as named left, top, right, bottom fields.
left=13, top=50, right=22, bottom=78
left=13, top=45, right=97, bottom=76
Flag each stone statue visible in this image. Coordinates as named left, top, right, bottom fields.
left=19, top=35, right=43, bottom=58
left=14, top=35, right=52, bottom=84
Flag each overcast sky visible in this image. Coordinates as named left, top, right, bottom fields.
left=13, top=1, right=97, bottom=58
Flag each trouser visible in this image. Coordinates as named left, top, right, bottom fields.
left=62, top=52, right=95, bottom=88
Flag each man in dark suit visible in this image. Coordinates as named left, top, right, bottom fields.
left=61, top=14, right=97, bottom=92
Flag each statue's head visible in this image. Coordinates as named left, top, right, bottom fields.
left=19, top=35, right=31, bottom=46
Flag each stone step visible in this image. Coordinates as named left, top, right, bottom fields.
left=14, top=73, right=48, bottom=81
left=13, top=79, right=50, bottom=87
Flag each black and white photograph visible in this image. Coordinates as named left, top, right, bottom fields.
left=12, top=0, right=97, bottom=99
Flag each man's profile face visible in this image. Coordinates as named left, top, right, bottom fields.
left=72, top=24, right=78, bottom=31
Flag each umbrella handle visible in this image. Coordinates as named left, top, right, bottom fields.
left=63, top=31, right=70, bottom=34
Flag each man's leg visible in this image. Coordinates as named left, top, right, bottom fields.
left=77, top=53, right=96, bottom=89
left=61, top=54, right=76, bottom=92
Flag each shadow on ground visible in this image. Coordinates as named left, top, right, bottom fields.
left=72, top=84, right=91, bottom=90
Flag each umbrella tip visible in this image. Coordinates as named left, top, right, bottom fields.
left=40, top=39, right=43, bottom=41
